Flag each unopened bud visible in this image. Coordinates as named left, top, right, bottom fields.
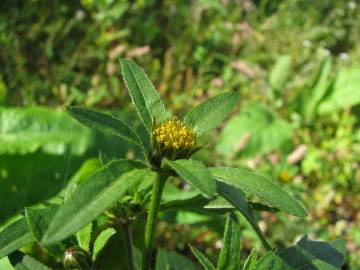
left=63, top=247, right=92, bottom=270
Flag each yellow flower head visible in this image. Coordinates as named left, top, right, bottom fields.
left=151, top=119, right=197, bottom=166
left=152, top=119, right=196, bottom=151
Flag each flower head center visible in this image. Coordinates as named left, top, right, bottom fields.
left=152, top=119, right=196, bottom=150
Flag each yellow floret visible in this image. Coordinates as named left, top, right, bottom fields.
left=152, top=119, right=196, bottom=151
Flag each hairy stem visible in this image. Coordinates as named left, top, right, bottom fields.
left=142, top=173, right=167, bottom=270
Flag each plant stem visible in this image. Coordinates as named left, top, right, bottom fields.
left=142, top=173, right=167, bottom=270
left=122, top=221, right=136, bottom=270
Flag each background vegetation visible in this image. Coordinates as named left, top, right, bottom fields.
left=0, top=0, right=359, bottom=269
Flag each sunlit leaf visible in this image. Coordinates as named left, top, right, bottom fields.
left=184, top=92, right=239, bottom=136
left=210, top=167, right=307, bottom=217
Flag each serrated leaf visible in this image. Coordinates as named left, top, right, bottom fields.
left=0, top=218, right=34, bottom=259
left=216, top=213, right=241, bottom=270
left=184, top=92, right=239, bottom=136
left=25, top=204, right=59, bottom=241
left=189, top=245, right=216, bottom=270
left=76, top=222, right=93, bottom=252
left=210, top=167, right=307, bottom=217
left=155, top=248, right=201, bottom=270
left=269, top=55, right=291, bottom=91
left=120, top=59, right=166, bottom=129
left=67, top=106, right=144, bottom=149
left=42, top=161, right=152, bottom=245
left=164, top=159, right=216, bottom=199
left=216, top=182, right=271, bottom=250
left=92, top=228, right=116, bottom=261
left=242, top=251, right=257, bottom=270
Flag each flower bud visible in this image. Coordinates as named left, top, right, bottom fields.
left=63, top=247, right=92, bottom=270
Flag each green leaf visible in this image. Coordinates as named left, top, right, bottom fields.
left=42, top=161, right=152, bottom=245
left=0, top=257, right=14, bottom=270
left=278, top=237, right=345, bottom=269
left=25, top=204, right=59, bottom=241
left=302, top=57, right=332, bottom=122
left=120, top=59, right=166, bottom=129
left=92, top=228, right=116, bottom=261
left=256, top=251, right=284, bottom=269
left=242, top=251, right=257, bottom=270
left=216, top=103, right=293, bottom=157
left=318, top=67, right=360, bottom=114
left=0, top=218, right=34, bottom=259
left=11, top=254, right=51, bottom=270
left=216, top=213, right=241, bottom=270
left=155, top=248, right=201, bottom=270
left=67, top=106, right=143, bottom=148
left=256, top=237, right=345, bottom=270
left=184, top=92, right=239, bottom=136
left=189, top=245, right=216, bottom=270
left=269, top=55, right=291, bottom=91
left=216, top=181, right=271, bottom=250
left=0, top=107, right=92, bottom=155
left=210, top=167, right=307, bottom=217
left=164, top=159, right=216, bottom=199
left=76, top=222, right=93, bottom=252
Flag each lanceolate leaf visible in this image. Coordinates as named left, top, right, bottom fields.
left=164, top=159, right=216, bottom=199
left=0, top=218, right=34, bottom=259
left=278, top=237, right=345, bottom=270
left=210, top=167, right=307, bottom=217
left=216, top=213, right=241, bottom=270
left=184, top=92, right=239, bottom=136
left=92, top=228, right=116, bottom=261
left=25, top=204, right=59, bottom=241
left=67, top=107, right=144, bottom=149
left=120, top=59, right=166, bottom=129
left=76, top=222, right=93, bottom=252
left=216, top=182, right=271, bottom=250
left=242, top=251, right=257, bottom=270
left=42, top=161, right=152, bottom=245
left=256, top=237, right=345, bottom=270
left=189, top=245, right=216, bottom=270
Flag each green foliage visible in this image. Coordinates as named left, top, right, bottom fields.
left=269, top=55, right=291, bottom=92
left=256, top=237, right=345, bottom=269
left=216, top=214, right=241, bottom=270
left=164, top=159, right=216, bottom=199
left=0, top=107, right=91, bottom=155
left=42, top=162, right=150, bottom=244
left=216, top=103, right=293, bottom=157
left=1, top=3, right=358, bottom=266
left=210, top=167, right=307, bottom=217
left=184, top=92, right=239, bottom=136
left=92, top=228, right=116, bottom=261
left=155, top=248, right=200, bottom=270
left=318, top=67, right=360, bottom=114
left=120, top=59, right=166, bottom=125
left=67, top=106, right=144, bottom=150
left=189, top=245, right=216, bottom=270
left=0, top=219, right=34, bottom=259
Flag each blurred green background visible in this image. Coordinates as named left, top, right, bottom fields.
left=0, top=0, right=359, bottom=269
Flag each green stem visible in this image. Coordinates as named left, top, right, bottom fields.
left=122, top=221, right=136, bottom=270
left=142, top=173, right=167, bottom=270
